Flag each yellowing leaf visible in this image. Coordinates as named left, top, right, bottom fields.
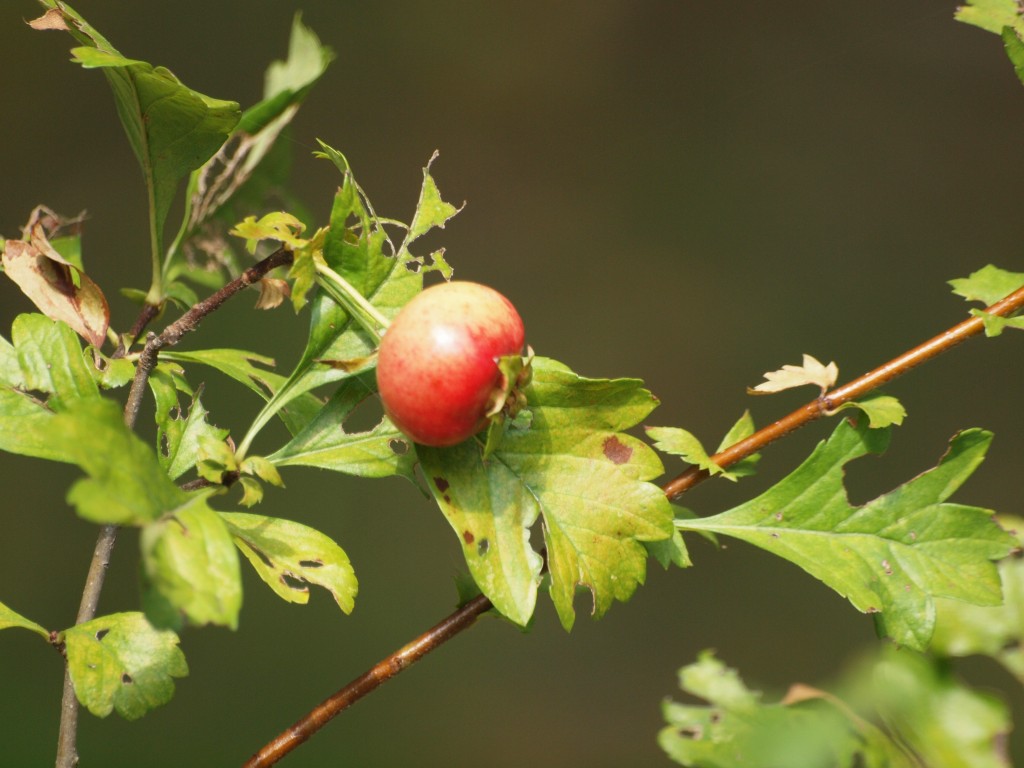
left=419, top=358, right=673, bottom=630
left=220, top=512, right=357, bottom=614
left=63, top=612, right=187, bottom=720
left=749, top=353, right=838, bottom=395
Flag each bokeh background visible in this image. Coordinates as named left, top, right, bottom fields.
left=3, top=2, right=1024, bottom=765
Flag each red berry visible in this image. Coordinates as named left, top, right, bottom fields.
left=376, top=281, right=525, bottom=446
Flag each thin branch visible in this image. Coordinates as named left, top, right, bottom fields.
left=662, top=284, right=1024, bottom=500
left=113, top=301, right=162, bottom=359
left=242, top=594, right=492, bottom=768
left=55, top=246, right=294, bottom=768
left=242, top=282, right=1024, bottom=768
left=122, top=247, right=293, bottom=428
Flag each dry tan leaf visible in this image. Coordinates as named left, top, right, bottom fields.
left=27, top=9, right=69, bottom=31
left=748, top=353, right=838, bottom=395
left=2, top=208, right=109, bottom=348
left=254, top=277, right=290, bottom=310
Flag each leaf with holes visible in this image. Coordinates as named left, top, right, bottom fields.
left=141, top=495, right=242, bottom=630
left=157, top=391, right=229, bottom=482
left=678, top=419, right=1015, bottom=650
left=220, top=512, right=357, bottom=613
left=63, top=612, right=187, bottom=720
left=418, top=357, right=673, bottom=629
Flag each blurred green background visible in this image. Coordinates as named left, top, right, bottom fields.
left=3, top=1, right=1024, bottom=765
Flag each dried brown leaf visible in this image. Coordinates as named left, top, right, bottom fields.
left=2, top=208, right=109, bottom=348
left=254, top=277, right=290, bottom=310
left=27, top=9, right=69, bottom=31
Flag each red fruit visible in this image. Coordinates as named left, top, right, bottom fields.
left=376, top=281, right=526, bottom=446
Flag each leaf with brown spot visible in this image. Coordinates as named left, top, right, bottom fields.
left=2, top=207, right=109, bottom=348
left=418, top=357, right=673, bottom=630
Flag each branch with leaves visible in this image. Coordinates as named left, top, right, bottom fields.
left=2, top=2, right=1024, bottom=768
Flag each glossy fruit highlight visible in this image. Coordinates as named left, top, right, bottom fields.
left=376, top=281, right=525, bottom=446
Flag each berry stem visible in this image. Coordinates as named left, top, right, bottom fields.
left=314, top=261, right=391, bottom=342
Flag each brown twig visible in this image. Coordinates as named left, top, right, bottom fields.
left=113, top=301, right=162, bottom=359
left=662, top=285, right=1024, bottom=500
left=55, top=247, right=294, bottom=768
left=243, top=594, right=491, bottom=768
left=242, top=283, right=1024, bottom=768
left=122, top=246, right=294, bottom=428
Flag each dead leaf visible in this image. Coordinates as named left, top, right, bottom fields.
left=748, top=353, right=838, bottom=395
left=254, top=277, right=290, bottom=310
left=27, top=9, right=69, bottom=31
left=2, top=207, right=109, bottom=348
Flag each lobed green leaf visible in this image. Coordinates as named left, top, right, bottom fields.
left=141, top=495, right=242, bottom=630
left=269, top=376, right=416, bottom=480
left=949, top=264, right=1024, bottom=306
left=63, top=612, right=187, bottom=720
left=419, top=358, right=673, bottom=629
left=43, top=398, right=187, bottom=525
left=679, top=419, right=1015, bottom=650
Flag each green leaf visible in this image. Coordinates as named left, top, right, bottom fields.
left=645, top=507, right=694, bottom=570
left=955, top=0, right=1024, bottom=35
left=43, top=398, right=187, bottom=525
left=238, top=160, right=422, bottom=453
left=63, top=612, right=187, bottom=720
left=1001, top=25, right=1024, bottom=85
left=269, top=376, right=416, bottom=480
left=714, top=410, right=760, bottom=478
left=161, top=348, right=322, bottom=436
left=166, top=13, right=332, bottom=286
left=0, top=333, right=23, bottom=388
left=262, top=13, right=335, bottom=108
left=0, top=599, right=49, bottom=639
left=969, top=308, right=1024, bottom=337
left=844, top=648, right=1011, bottom=768
left=231, top=211, right=307, bottom=254
left=397, top=152, right=462, bottom=274
left=220, top=512, right=357, bottom=613
left=418, top=358, right=673, bottom=629
left=0, top=387, right=64, bottom=461
left=647, top=426, right=735, bottom=480
left=157, top=391, right=229, bottom=482
left=678, top=420, right=1015, bottom=650
left=33, top=2, right=240, bottom=265
left=949, top=264, right=1024, bottom=305
left=659, top=651, right=865, bottom=768
left=660, top=648, right=1007, bottom=768
left=12, top=313, right=98, bottom=409
left=932, top=516, right=1024, bottom=682
left=141, top=495, right=242, bottom=630
left=833, top=393, right=906, bottom=429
